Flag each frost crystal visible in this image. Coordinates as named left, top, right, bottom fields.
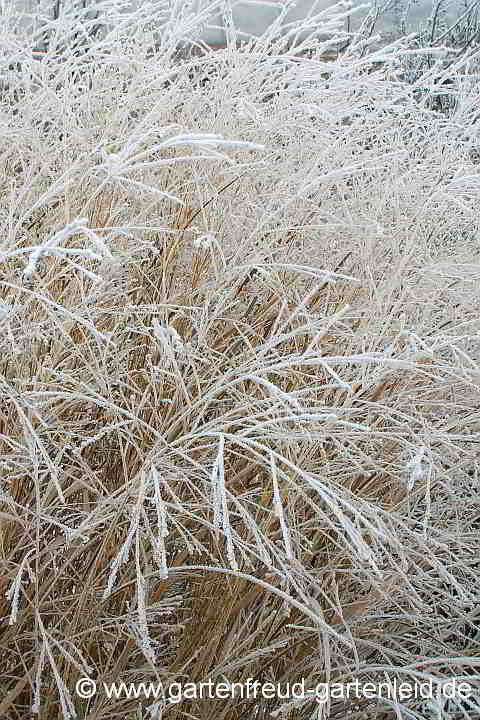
left=406, top=446, right=427, bottom=490
left=193, top=232, right=216, bottom=249
left=152, top=319, right=184, bottom=353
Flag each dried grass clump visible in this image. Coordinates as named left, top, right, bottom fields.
left=0, top=3, right=479, bottom=719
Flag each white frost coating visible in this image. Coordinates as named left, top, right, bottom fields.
left=5, top=549, right=34, bottom=625
left=211, top=434, right=225, bottom=535
left=151, top=465, right=169, bottom=579
left=270, top=451, right=294, bottom=560
left=3, top=216, right=114, bottom=280
left=406, top=446, right=428, bottom=490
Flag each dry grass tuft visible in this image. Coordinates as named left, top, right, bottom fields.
left=1, top=3, right=480, bottom=719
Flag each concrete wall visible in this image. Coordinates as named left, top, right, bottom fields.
left=202, top=0, right=465, bottom=45
left=4, top=0, right=467, bottom=48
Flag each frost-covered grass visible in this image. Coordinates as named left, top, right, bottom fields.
left=1, top=3, right=480, bottom=719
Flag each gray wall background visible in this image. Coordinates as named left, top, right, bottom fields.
left=196, top=0, right=466, bottom=44
left=3, top=0, right=474, bottom=48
